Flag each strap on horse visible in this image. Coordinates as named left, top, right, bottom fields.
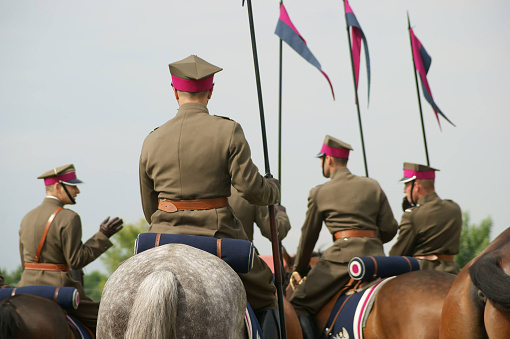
left=24, top=208, right=70, bottom=272
left=317, top=278, right=361, bottom=335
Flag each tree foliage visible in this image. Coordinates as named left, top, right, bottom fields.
left=1, top=265, right=22, bottom=287
left=83, top=270, right=109, bottom=301
left=456, top=212, right=492, bottom=269
left=100, top=219, right=149, bottom=274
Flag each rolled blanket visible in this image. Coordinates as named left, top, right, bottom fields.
left=349, top=256, right=420, bottom=281
left=0, top=286, right=79, bottom=309
left=135, top=233, right=255, bottom=274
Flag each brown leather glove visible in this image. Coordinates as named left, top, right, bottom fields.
left=274, top=204, right=286, bottom=213
left=264, top=176, right=280, bottom=191
left=402, top=196, right=414, bottom=211
left=99, top=216, right=124, bottom=238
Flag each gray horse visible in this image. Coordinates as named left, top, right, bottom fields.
left=97, top=244, right=248, bottom=339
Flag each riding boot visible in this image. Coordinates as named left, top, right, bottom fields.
left=298, top=315, right=320, bottom=339
left=255, top=309, right=281, bottom=339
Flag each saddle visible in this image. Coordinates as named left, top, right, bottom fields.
left=317, top=256, right=421, bottom=339
left=0, top=285, right=94, bottom=338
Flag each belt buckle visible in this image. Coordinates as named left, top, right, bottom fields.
left=160, top=199, right=177, bottom=213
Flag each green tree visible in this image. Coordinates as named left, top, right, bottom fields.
left=456, top=212, right=492, bottom=268
left=83, top=270, right=109, bottom=301
left=1, top=265, right=22, bottom=286
left=100, top=219, right=149, bottom=274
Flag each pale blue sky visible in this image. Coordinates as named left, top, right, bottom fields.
left=1, top=0, right=509, bottom=273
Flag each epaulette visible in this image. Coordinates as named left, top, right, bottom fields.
left=214, top=115, right=233, bottom=121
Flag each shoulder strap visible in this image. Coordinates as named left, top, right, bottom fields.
left=33, top=207, right=63, bottom=263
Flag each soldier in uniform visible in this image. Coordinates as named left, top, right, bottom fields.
left=18, top=164, right=123, bottom=332
left=229, top=186, right=291, bottom=243
left=290, top=136, right=398, bottom=339
left=389, top=162, right=462, bottom=274
left=139, top=55, right=281, bottom=335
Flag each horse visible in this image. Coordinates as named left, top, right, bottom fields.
left=440, top=227, right=510, bottom=338
left=0, top=293, right=80, bottom=339
left=283, top=254, right=456, bottom=339
left=97, top=243, right=248, bottom=339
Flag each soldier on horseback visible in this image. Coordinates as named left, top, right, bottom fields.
left=390, top=162, right=462, bottom=274
left=139, top=55, right=281, bottom=337
left=229, top=186, right=291, bottom=243
left=290, top=135, right=398, bottom=339
left=17, top=164, right=124, bottom=332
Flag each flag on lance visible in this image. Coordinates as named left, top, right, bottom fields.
left=409, top=26, right=455, bottom=128
left=275, top=3, right=335, bottom=99
left=344, top=0, right=371, bottom=102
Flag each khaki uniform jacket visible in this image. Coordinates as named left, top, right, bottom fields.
left=139, top=102, right=279, bottom=311
left=294, top=168, right=398, bottom=273
left=18, top=197, right=113, bottom=300
left=389, top=192, right=462, bottom=274
left=229, top=186, right=290, bottom=242
left=139, top=102, right=279, bottom=237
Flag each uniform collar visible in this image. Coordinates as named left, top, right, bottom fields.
left=177, top=102, right=209, bottom=115
left=417, top=191, right=439, bottom=205
left=330, top=167, right=351, bottom=179
left=43, top=196, right=64, bottom=207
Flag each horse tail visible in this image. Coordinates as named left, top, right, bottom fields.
left=124, top=270, right=178, bottom=339
left=469, top=253, right=510, bottom=310
left=0, top=300, right=25, bottom=339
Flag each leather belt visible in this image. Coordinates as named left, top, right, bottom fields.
left=414, top=254, right=455, bottom=262
left=333, top=230, right=377, bottom=240
left=158, top=197, right=228, bottom=212
left=24, top=262, right=70, bottom=272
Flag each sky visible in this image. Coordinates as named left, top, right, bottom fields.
left=1, top=0, right=509, bottom=274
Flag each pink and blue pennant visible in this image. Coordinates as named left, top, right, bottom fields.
left=275, top=3, right=335, bottom=100
left=410, top=28, right=455, bottom=128
left=344, top=0, right=371, bottom=103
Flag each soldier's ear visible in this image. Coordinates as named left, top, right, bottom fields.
left=173, top=88, right=180, bottom=101
left=207, top=87, right=213, bottom=100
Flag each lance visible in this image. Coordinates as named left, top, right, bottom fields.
left=343, top=0, right=369, bottom=177
left=407, top=12, right=430, bottom=166
left=243, top=0, right=287, bottom=337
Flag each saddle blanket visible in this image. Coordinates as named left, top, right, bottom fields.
left=0, top=285, right=79, bottom=310
left=324, top=277, right=395, bottom=339
left=67, top=314, right=93, bottom=339
left=135, top=233, right=255, bottom=273
left=245, top=303, right=264, bottom=339
left=349, top=256, right=420, bottom=281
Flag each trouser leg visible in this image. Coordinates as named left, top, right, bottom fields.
left=290, top=259, right=350, bottom=316
left=238, top=254, right=278, bottom=311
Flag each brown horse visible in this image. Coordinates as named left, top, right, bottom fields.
left=440, top=227, right=510, bottom=339
left=0, top=294, right=81, bottom=339
left=279, top=252, right=456, bottom=339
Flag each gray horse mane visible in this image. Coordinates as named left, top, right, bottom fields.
left=97, top=244, right=247, bottom=339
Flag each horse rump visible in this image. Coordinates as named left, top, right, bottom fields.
left=469, top=253, right=510, bottom=311
left=0, top=299, right=26, bottom=339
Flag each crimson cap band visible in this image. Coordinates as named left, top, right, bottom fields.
left=400, top=162, right=439, bottom=183
left=169, top=55, right=222, bottom=93
left=37, top=164, right=83, bottom=186
left=316, top=135, right=353, bottom=158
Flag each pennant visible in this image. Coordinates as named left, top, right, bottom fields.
left=344, top=0, right=371, bottom=103
left=275, top=3, right=335, bottom=100
left=409, top=27, right=455, bottom=128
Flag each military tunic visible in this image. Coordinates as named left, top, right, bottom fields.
left=290, top=168, right=398, bottom=316
left=229, top=186, right=290, bottom=242
left=18, top=197, right=112, bottom=329
left=139, top=102, right=280, bottom=311
left=389, top=192, right=462, bottom=274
